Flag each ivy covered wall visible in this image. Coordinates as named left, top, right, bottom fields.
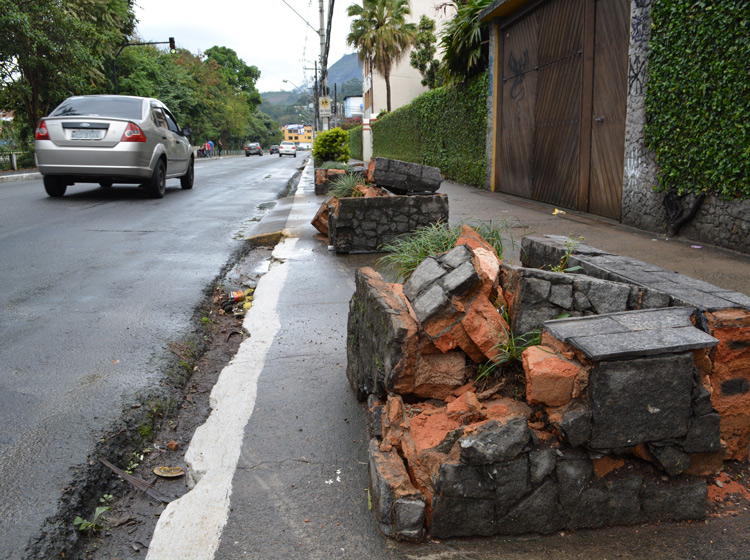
left=646, top=1, right=750, bottom=200
left=348, top=125, right=363, bottom=161
left=371, top=72, right=488, bottom=188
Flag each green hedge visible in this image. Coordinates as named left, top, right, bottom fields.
left=348, top=125, right=363, bottom=161
left=646, top=1, right=750, bottom=200
left=372, top=72, right=488, bottom=187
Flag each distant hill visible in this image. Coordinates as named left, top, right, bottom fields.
left=260, top=53, right=362, bottom=104
left=327, top=53, right=362, bottom=94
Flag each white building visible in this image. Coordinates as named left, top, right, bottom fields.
left=343, top=96, right=364, bottom=119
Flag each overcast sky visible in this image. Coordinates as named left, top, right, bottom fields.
left=133, top=0, right=358, bottom=93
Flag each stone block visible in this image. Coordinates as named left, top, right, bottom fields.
left=368, top=439, right=426, bottom=541
left=523, top=345, right=584, bottom=407
left=403, top=257, right=446, bottom=301
left=435, top=462, right=494, bottom=499
left=430, top=496, right=495, bottom=538
left=372, top=157, right=443, bottom=195
left=440, top=261, right=480, bottom=296
left=606, top=475, right=643, bottom=525
left=529, top=449, right=557, bottom=484
left=556, top=402, right=592, bottom=448
left=497, top=480, right=566, bottom=535
left=346, top=268, right=421, bottom=400
left=682, top=412, right=721, bottom=453
left=568, top=486, right=609, bottom=529
left=411, top=284, right=449, bottom=324
left=556, top=452, right=593, bottom=514
left=589, top=353, right=695, bottom=449
left=490, top=457, right=529, bottom=512
left=642, top=479, right=707, bottom=522
left=458, top=417, right=530, bottom=465
left=647, top=444, right=690, bottom=476
left=440, top=243, right=474, bottom=270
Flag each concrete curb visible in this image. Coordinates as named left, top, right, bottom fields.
left=0, top=172, right=41, bottom=183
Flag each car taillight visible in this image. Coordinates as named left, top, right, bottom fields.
left=35, top=120, right=50, bottom=140
left=121, top=122, right=146, bottom=142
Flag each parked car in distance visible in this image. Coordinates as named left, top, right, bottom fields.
left=34, top=95, right=194, bottom=198
left=244, top=142, right=263, bottom=156
left=269, top=145, right=279, bottom=154
left=279, top=141, right=296, bottom=158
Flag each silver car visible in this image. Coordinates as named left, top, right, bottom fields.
left=278, top=141, right=297, bottom=157
left=35, top=95, right=194, bottom=198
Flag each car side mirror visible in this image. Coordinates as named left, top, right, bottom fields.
left=181, top=127, right=192, bottom=137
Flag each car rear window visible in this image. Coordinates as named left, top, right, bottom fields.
left=51, top=97, right=143, bottom=119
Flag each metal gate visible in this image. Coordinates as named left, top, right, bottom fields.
left=495, top=0, right=629, bottom=220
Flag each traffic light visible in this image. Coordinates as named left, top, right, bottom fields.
left=169, top=37, right=176, bottom=53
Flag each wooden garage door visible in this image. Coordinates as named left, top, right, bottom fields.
left=588, top=0, right=629, bottom=220
left=496, top=0, right=628, bottom=220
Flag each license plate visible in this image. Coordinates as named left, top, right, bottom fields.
left=71, top=129, right=104, bottom=140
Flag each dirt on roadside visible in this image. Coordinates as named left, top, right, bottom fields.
left=77, top=246, right=274, bottom=560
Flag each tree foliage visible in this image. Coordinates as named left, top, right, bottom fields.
left=439, top=0, right=493, bottom=84
left=410, top=15, right=442, bottom=89
left=0, top=0, right=135, bottom=134
left=646, top=0, right=750, bottom=200
left=0, top=0, right=279, bottom=152
left=347, top=0, right=417, bottom=111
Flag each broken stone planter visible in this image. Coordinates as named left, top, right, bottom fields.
left=345, top=230, right=728, bottom=542
left=314, top=166, right=364, bottom=195
left=328, top=193, right=448, bottom=254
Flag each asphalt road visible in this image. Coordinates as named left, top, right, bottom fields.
left=0, top=153, right=304, bottom=559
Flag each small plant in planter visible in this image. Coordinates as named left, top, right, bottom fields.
left=377, top=220, right=511, bottom=282
left=328, top=172, right=366, bottom=198
left=312, top=128, right=350, bottom=165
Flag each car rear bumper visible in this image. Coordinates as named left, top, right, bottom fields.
left=36, top=142, right=154, bottom=180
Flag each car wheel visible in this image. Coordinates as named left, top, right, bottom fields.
left=245, top=153, right=250, bottom=157
left=180, top=157, right=194, bottom=190
left=99, top=180, right=113, bottom=188
left=146, top=159, right=166, bottom=199
left=294, top=153, right=297, bottom=158
left=44, top=176, right=67, bottom=197
left=279, top=153, right=282, bottom=157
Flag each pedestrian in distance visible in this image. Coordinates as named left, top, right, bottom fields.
left=218, top=140, right=223, bottom=157
left=207, top=140, right=213, bottom=158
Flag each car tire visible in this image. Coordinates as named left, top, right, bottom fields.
left=279, top=153, right=282, bottom=157
left=294, top=153, right=296, bottom=158
left=99, top=180, right=113, bottom=188
left=180, top=157, right=194, bottom=190
left=145, top=159, right=166, bottom=199
left=44, top=176, right=67, bottom=197
left=245, top=153, right=250, bottom=157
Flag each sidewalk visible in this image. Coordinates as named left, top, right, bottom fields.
left=146, top=161, right=750, bottom=559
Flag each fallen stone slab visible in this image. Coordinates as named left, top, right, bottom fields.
left=370, top=157, right=444, bottom=195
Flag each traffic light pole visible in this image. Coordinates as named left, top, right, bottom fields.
left=113, top=38, right=175, bottom=94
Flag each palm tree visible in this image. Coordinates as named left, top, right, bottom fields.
left=347, top=0, right=417, bottom=112
left=439, top=0, right=493, bottom=84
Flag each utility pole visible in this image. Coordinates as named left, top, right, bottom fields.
left=319, top=0, right=328, bottom=131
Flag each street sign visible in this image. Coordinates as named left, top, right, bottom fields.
left=319, top=96, right=331, bottom=118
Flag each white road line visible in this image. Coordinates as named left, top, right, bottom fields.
left=146, top=238, right=296, bottom=560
